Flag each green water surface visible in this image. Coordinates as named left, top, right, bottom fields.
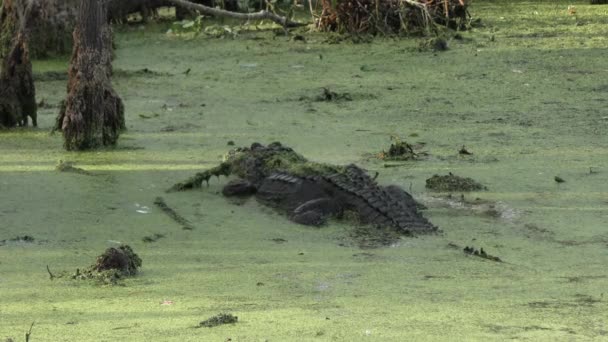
left=1, top=1, right=607, bottom=340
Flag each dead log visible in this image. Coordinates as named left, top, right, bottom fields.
left=57, top=0, right=125, bottom=150
left=0, top=0, right=37, bottom=128
left=168, top=0, right=307, bottom=28
left=175, top=0, right=239, bottom=20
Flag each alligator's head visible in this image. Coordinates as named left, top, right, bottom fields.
left=223, top=142, right=344, bottom=182
left=223, top=142, right=308, bottom=182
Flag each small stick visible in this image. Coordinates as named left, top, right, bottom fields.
left=46, top=265, right=55, bottom=280
left=154, top=197, right=195, bottom=230
left=383, top=163, right=408, bottom=168
left=25, top=322, right=35, bottom=342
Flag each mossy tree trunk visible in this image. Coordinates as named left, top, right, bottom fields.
left=57, top=0, right=124, bottom=150
left=0, top=0, right=37, bottom=128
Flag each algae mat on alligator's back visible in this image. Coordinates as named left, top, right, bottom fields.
left=1, top=2, right=608, bottom=340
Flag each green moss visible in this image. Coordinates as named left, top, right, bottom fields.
left=285, top=161, right=344, bottom=177
left=172, top=143, right=346, bottom=191
left=227, top=143, right=344, bottom=177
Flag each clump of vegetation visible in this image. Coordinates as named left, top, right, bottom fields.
left=378, top=137, right=419, bottom=161
left=197, top=313, right=238, bottom=328
left=93, top=245, right=141, bottom=275
left=318, top=0, right=470, bottom=35
left=315, top=87, right=352, bottom=102
left=54, top=245, right=142, bottom=285
left=425, top=172, right=487, bottom=192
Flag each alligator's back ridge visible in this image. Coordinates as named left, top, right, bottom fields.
left=321, top=165, right=437, bottom=235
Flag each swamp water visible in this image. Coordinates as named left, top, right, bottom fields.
left=1, top=1, right=607, bottom=340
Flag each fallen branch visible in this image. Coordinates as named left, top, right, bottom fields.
left=154, top=196, right=195, bottom=230
left=167, top=0, right=307, bottom=28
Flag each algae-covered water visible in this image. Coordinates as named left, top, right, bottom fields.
left=1, top=1, right=608, bottom=340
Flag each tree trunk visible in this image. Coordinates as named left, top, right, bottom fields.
left=0, top=0, right=37, bottom=128
left=2, top=0, right=252, bottom=58
left=1, top=0, right=79, bottom=59
left=57, top=0, right=124, bottom=150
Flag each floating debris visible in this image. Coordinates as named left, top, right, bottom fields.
left=0, top=235, right=35, bottom=246
left=142, top=233, right=165, bottom=243
left=378, top=137, right=419, bottom=161
left=198, top=313, right=238, bottom=328
left=458, top=145, right=473, bottom=155
left=554, top=176, right=565, bottom=183
left=463, top=246, right=502, bottom=262
left=425, top=172, right=487, bottom=192
left=315, top=87, right=352, bottom=102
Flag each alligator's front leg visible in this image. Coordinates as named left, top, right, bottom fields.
left=222, top=179, right=257, bottom=196
left=290, top=197, right=342, bottom=227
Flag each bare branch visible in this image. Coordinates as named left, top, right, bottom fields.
left=167, top=0, right=307, bottom=28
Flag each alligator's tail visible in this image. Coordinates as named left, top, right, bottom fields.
left=324, top=164, right=439, bottom=235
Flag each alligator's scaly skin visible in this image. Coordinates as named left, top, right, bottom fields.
left=171, top=142, right=438, bottom=236
left=255, top=165, right=437, bottom=235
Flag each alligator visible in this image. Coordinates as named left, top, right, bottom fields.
left=169, top=142, right=438, bottom=236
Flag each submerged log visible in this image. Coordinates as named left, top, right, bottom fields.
left=0, top=0, right=37, bottom=128
left=57, top=0, right=125, bottom=150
